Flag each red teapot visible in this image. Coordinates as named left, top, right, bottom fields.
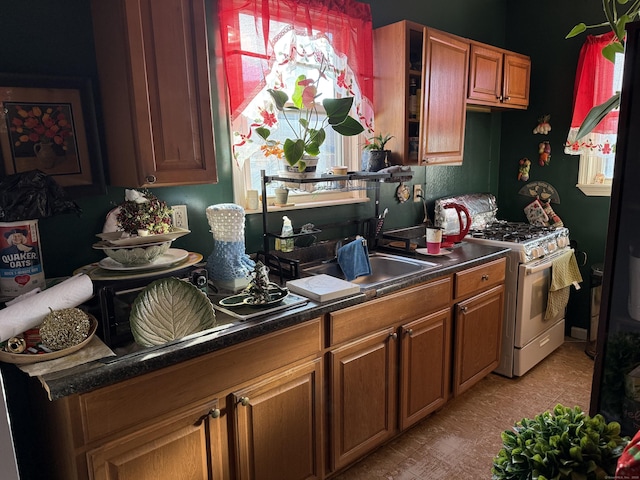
left=441, top=203, right=471, bottom=247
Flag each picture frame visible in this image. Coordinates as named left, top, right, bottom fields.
left=0, top=74, right=105, bottom=197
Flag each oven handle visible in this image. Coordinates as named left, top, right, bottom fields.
left=524, top=248, right=574, bottom=275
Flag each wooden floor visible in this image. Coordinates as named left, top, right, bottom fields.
left=331, top=339, right=594, bottom=480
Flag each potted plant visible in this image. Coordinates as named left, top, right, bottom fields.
left=253, top=62, right=365, bottom=174
left=361, top=133, right=394, bottom=172
left=492, top=404, right=630, bottom=480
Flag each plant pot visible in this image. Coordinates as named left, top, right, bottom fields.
left=361, top=150, right=390, bottom=172
left=280, top=155, right=319, bottom=179
left=274, top=188, right=289, bottom=205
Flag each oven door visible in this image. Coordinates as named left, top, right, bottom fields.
left=514, top=248, right=573, bottom=348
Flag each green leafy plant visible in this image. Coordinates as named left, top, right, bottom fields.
left=566, top=0, right=640, bottom=139
left=254, top=63, right=364, bottom=172
left=362, top=133, right=395, bottom=151
left=492, top=404, right=629, bottom=480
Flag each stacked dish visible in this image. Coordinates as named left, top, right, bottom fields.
left=92, top=227, right=191, bottom=270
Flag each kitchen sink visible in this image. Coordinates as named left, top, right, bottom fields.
left=302, top=252, right=438, bottom=288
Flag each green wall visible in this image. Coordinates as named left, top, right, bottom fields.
left=501, top=0, right=612, bottom=329
left=1, top=0, right=605, bottom=330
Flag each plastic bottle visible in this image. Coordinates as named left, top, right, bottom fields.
left=280, top=216, right=294, bottom=252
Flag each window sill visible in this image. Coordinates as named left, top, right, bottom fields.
left=576, top=183, right=612, bottom=197
left=245, top=196, right=370, bottom=214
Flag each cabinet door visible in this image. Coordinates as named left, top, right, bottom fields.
left=453, top=285, right=505, bottom=396
left=502, top=53, right=531, bottom=108
left=87, top=398, right=227, bottom=480
left=329, top=327, right=398, bottom=471
left=399, top=308, right=452, bottom=430
left=232, top=359, right=324, bottom=480
left=468, top=44, right=503, bottom=104
left=91, top=0, right=218, bottom=187
left=420, top=29, right=469, bottom=165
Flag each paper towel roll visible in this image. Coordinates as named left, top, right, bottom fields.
left=0, top=274, right=94, bottom=342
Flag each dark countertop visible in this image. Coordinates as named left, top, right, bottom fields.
left=37, top=242, right=509, bottom=401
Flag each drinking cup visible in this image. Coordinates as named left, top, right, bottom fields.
left=426, top=227, right=442, bottom=254
left=330, top=165, right=348, bottom=188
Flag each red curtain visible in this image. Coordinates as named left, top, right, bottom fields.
left=218, top=0, right=373, bottom=121
left=565, top=31, right=619, bottom=155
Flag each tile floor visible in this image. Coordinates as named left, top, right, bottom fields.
left=330, top=339, right=594, bottom=480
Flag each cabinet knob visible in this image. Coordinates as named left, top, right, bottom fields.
left=239, top=396, right=250, bottom=406
left=406, top=328, right=414, bottom=336
left=497, top=95, right=503, bottom=101
left=481, top=274, right=489, bottom=281
left=389, top=332, right=398, bottom=340
left=209, top=408, right=221, bottom=419
left=503, top=96, right=511, bottom=101
left=460, top=305, right=468, bottom=313
left=145, top=174, right=157, bottom=184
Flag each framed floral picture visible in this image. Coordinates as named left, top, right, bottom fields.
left=0, top=74, right=105, bottom=197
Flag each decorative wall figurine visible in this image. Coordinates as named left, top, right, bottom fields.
left=533, top=114, right=551, bottom=134
left=518, top=157, right=531, bottom=181
left=538, top=141, right=551, bottom=166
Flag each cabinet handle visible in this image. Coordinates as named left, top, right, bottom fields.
left=389, top=332, right=398, bottom=340
left=145, top=174, right=157, bottom=184
left=405, top=328, right=414, bottom=336
left=481, top=274, right=489, bottom=281
left=209, top=408, right=221, bottom=419
left=239, top=396, right=250, bottom=406
left=459, top=305, right=468, bottom=313
left=503, top=96, right=510, bottom=101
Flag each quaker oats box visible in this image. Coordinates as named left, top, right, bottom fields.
left=0, top=220, right=45, bottom=298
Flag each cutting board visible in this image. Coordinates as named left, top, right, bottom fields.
left=286, top=275, right=360, bottom=302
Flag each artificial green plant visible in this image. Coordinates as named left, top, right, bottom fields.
left=492, top=404, right=629, bottom=480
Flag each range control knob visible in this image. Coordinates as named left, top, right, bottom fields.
left=557, top=236, right=569, bottom=248
left=547, top=241, right=557, bottom=253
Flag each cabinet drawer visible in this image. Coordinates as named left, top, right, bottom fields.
left=329, top=277, right=451, bottom=346
left=454, top=258, right=506, bottom=300
left=79, top=318, right=322, bottom=444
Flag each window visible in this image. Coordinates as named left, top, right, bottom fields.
left=217, top=0, right=374, bottom=209
left=565, top=32, right=622, bottom=196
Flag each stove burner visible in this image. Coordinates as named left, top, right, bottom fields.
left=468, top=221, right=557, bottom=243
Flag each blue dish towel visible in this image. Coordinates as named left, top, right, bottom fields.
left=337, top=238, right=371, bottom=281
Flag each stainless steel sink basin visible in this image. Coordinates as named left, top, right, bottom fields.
left=303, top=252, right=438, bottom=288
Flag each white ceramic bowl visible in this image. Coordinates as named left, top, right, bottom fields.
left=101, top=240, right=172, bottom=266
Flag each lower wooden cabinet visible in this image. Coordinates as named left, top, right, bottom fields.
left=231, top=359, right=324, bottom=480
left=329, top=327, right=398, bottom=471
left=31, top=260, right=508, bottom=480
left=453, top=284, right=505, bottom=396
left=399, top=308, right=452, bottom=430
left=87, top=398, right=228, bottom=480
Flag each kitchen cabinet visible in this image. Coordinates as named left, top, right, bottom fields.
left=467, top=42, right=531, bottom=110
left=327, top=278, right=452, bottom=471
left=452, top=258, right=506, bottom=396
left=231, top=359, right=324, bottom=480
left=91, top=0, right=218, bottom=187
left=399, top=308, right=452, bottom=430
left=373, top=21, right=469, bottom=166
left=31, top=319, right=322, bottom=480
left=87, top=398, right=228, bottom=480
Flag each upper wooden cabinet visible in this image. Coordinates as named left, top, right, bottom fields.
left=373, top=21, right=469, bottom=166
left=420, top=29, right=469, bottom=165
left=91, top=0, right=218, bottom=187
left=467, top=42, right=531, bottom=110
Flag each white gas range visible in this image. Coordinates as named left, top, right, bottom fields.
left=464, top=221, right=573, bottom=377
